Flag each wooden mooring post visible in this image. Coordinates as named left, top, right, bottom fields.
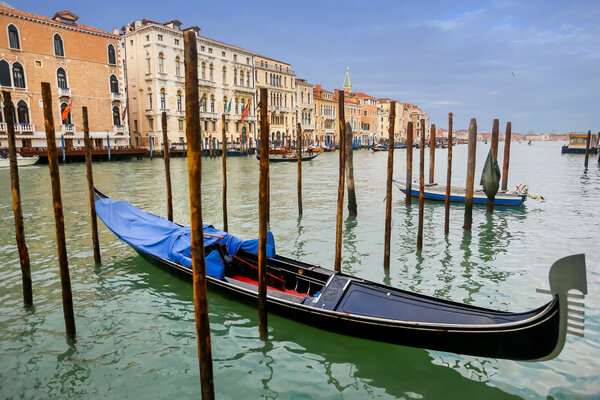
left=258, top=88, right=269, bottom=339
left=501, top=122, right=512, bottom=191
left=334, top=92, right=346, bottom=272
left=83, top=107, right=101, bottom=264
left=487, top=119, right=500, bottom=214
left=345, top=122, right=357, bottom=217
left=429, top=124, right=436, bottom=184
left=3, top=91, right=32, bottom=307
left=183, top=30, right=215, bottom=399
left=417, top=119, right=425, bottom=250
left=463, top=118, right=477, bottom=230
left=444, top=113, right=453, bottom=235
left=162, top=112, right=173, bottom=222
left=221, top=114, right=228, bottom=231
left=41, top=82, right=76, bottom=339
left=383, top=101, right=395, bottom=269
left=295, top=111, right=303, bottom=216
left=584, top=130, right=591, bottom=168
left=406, top=122, right=413, bottom=205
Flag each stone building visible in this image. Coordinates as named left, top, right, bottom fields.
left=313, top=84, right=337, bottom=146
left=377, top=99, right=404, bottom=143
left=0, top=5, right=128, bottom=150
left=294, top=78, right=314, bottom=145
left=121, top=19, right=257, bottom=149
left=254, top=55, right=295, bottom=148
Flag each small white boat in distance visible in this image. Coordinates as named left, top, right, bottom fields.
left=0, top=154, right=39, bottom=168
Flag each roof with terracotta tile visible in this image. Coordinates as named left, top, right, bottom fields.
left=0, top=5, right=118, bottom=37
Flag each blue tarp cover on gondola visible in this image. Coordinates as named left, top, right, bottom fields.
left=95, top=197, right=275, bottom=279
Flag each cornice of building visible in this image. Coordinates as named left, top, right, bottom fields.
left=0, top=5, right=119, bottom=39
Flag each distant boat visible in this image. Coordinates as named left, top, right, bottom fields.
left=392, top=179, right=527, bottom=206
left=561, top=134, right=598, bottom=154
left=257, top=153, right=319, bottom=163
left=0, top=154, right=39, bottom=168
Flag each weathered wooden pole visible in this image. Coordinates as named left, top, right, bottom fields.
left=501, top=122, right=512, bottom=191
left=334, top=92, right=346, bottom=272
left=429, top=123, right=436, bottom=183
left=221, top=113, right=228, bottom=231
left=417, top=119, right=426, bottom=250
left=82, top=107, right=101, bottom=264
left=345, top=121, right=357, bottom=217
left=258, top=87, right=269, bottom=339
left=3, top=91, right=32, bottom=306
left=383, top=101, right=395, bottom=269
left=584, top=130, right=591, bottom=168
left=183, top=30, right=214, bottom=399
left=295, top=111, right=302, bottom=216
left=162, top=111, right=173, bottom=222
left=41, top=82, right=75, bottom=339
left=444, top=113, right=453, bottom=235
left=463, top=118, right=477, bottom=230
left=487, top=119, right=500, bottom=213
left=406, top=122, right=413, bottom=205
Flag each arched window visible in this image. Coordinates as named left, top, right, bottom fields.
left=201, top=62, right=206, bottom=80
left=223, top=96, right=227, bottom=113
left=109, top=75, right=119, bottom=93
left=8, top=24, right=20, bottom=49
left=54, top=34, right=64, bottom=57
left=107, top=44, right=116, bottom=65
left=209, top=64, right=214, bottom=81
left=57, top=67, right=68, bottom=89
left=12, top=62, right=25, bottom=88
left=60, top=102, right=72, bottom=125
left=176, top=90, right=182, bottom=111
left=239, top=70, right=244, bottom=86
left=210, top=95, right=215, bottom=113
left=201, top=94, right=207, bottom=112
left=0, top=60, right=11, bottom=87
left=234, top=98, right=238, bottom=114
left=175, top=56, right=181, bottom=76
left=246, top=71, right=250, bottom=87
left=160, top=88, right=166, bottom=109
left=233, top=69, right=237, bottom=85
left=16, top=100, right=29, bottom=123
left=264, top=72, right=267, bottom=82
left=222, top=67, right=227, bottom=83
left=158, top=53, right=164, bottom=73
left=112, top=106, right=120, bottom=126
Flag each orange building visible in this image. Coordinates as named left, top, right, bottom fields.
left=352, top=92, right=378, bottom=144
left=0, top=6, right=127, bottom=150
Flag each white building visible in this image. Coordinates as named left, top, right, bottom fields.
left=121, top=19, right=257, bottom=149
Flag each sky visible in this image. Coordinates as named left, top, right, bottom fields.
left=14, top=0, right=600, bottom=133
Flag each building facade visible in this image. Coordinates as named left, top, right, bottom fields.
left=377, top=99, right=404, bottom=143
left=254, top=55, right=295, bottom=148
left=0, top=6, right=128, bottom=150
left=313, top=84, right=337, bottom=146
left=294, top=78, right=314, bottom=145
left=121, top=19, right=257, bottom=150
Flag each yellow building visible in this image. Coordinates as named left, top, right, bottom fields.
left=313, top=84, right=337, bottom=146
left=0, top=6, right=128, bottom=150
left=377, top=99, right=404, bottom=143
left=254, top=55, right=295, bottom=148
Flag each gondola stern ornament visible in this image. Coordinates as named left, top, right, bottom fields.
left=535, top=253, right=587, bottom=361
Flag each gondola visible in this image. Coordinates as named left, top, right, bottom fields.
left=93, top=188, right=587, bottom=361
left=256, top=153, right=319, bottom=163
left=393, top=179, right=528, bottom=206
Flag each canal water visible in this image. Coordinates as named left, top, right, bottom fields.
left=0, top=141, right=598, bottom=399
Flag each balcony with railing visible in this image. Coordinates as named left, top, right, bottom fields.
left=233, top=84, right=255, bottom=94
left=324, top=114, right=336, bottom=120
left=62, top=124, right=76, bottom=134
left=198, top=79, right=216, bottom=88
left=299, top=102, right=312, bottom=110
left=199, top=111, right=218, bottom=119
left=268, top=105, right=290, bottom=113
left=58, top=87, right=71, bottom=98
left=114, top=125, right=126, bottom=134
left=0, top=122, right=7, bottom=132
left=145, top=109, right=154, bottom=117
left=301, top=122, right=315, bottom=130
left=15, top=123, right=35, bottom=133
left=111, top=92, right=122, bottom=102
left=325, top=127, right=335, bottom=134
left=258, top=63, right=295, bottom=75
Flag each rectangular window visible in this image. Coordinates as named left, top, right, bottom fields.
left=178, top=119, right=184, bottom=131
left=157, top=34, right=163, bottom=41
left=148, top=93, right=153, bottom=109
left=222, top=51, right=226, bottom=57
left=212, top=121, right=216, bottom=130
left=233, top=54, right=237, bottom=61
left=130, top=40, right=133, bottom=45
left=134, top=120, right=138, bottom=132
left=246, top=57, right=250, bottom=65
left=146, top=35, right=149, bottom=41
left=363, top=111, right=367, bottom=116
left=201, top=46, right=205, bottom=52
left=204, top=121, right=208, bottom=131
left=208, top=48, right=212, bottom=54
left=174, top=39, right=179, bottom=45
left=160, top=93, right=166, bottom=109
left=149, top=119, right=153, bottom=130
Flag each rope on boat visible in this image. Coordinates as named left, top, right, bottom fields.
left=516, top=184, right=545, bottom=202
